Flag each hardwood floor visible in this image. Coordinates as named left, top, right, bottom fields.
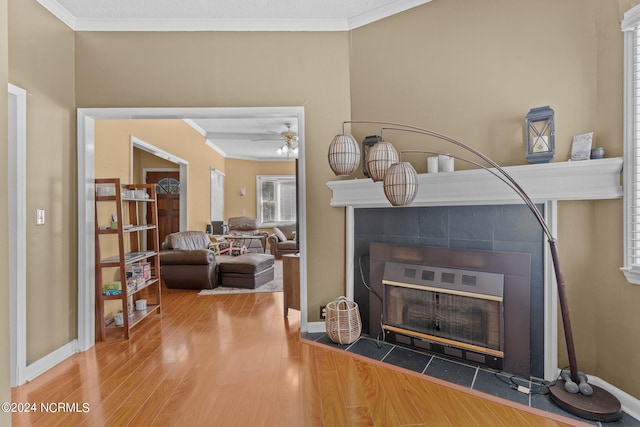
left=12, top=288, right=584, bottom=426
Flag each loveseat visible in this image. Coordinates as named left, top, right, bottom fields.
left=227, top=216, right=269, bottom=253
left=267, top=223, right=298, bottom=259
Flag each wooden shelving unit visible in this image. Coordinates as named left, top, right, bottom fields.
left=94, top=178, right=161, bottom=340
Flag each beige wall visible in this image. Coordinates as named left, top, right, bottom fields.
left=76, top=31, right=352, bottom=324
left=95, top=120, right=225, bottom=231
left=1, top=0, right=10, bottom=423
left=225, top=158, right=296, bottom=220
left=593, top=0, right=640, bottom=395
left=8, top=0, right=76, bottom=366
left=133, top=148, right=179, bottom=185
left=349, top=0, right=640, bottom=396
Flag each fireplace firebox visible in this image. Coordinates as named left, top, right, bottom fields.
left=383, top=262, right=505, bottom=370
left=369, top=243, right=532, bottom=377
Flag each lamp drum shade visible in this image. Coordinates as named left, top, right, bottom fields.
left=328, top=134, right=360, bottom=176
left=383, top=162, right=418, bottom=206
left=366, top=140, right=399, bottom=182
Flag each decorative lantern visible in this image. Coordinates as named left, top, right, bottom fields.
left=361, top=135, right=382, bottom=178
left=525, top=106, right=555, bottom=164
left=366, top=140, right=399, bottom=182
left=383, top=162, right=418, bottom=206
left=328, top=134, right=360, bottom=176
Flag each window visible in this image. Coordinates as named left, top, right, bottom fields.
left=256, top=175, right=296, bottom=226
left=622, top=5, right=640, bottom=284
left=155, top=177, right=180, bottom=194
left=210, top=169, right=224, bottom=222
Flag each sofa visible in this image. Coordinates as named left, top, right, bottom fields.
left=227, top=216, right=268, bottom=253
left=267, top=223, right=298, bottom=259
left=160, top=231, right=275, bottom=289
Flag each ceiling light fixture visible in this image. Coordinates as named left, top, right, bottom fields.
left=277, top=123, right=298, bottom=159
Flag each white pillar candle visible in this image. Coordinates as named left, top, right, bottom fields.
left=438, top=154, right=454, bottom=172
left=427, top=156, right=439, bottom=173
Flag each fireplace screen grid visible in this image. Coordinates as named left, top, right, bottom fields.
left=384, top=283, right=504, bottom=354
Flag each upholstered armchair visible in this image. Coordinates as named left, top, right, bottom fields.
left=227, top=216, right=268, bottom=253
left=267, top=223, right=298, bottom=259
left=159, top=231, right=217, bottom=289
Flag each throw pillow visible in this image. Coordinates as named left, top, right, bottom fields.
left=274, top=227, right=288, bottom=242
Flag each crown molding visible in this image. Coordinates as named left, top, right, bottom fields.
left=37, top=0, right=432, bottom=32
left=36, top=0, right=77, bottom=29
left=348, top=0, right=433, bottom=29
left=72, top=18, right=350, bottom=32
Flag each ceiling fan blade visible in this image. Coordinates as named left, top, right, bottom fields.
left=250, top=136, right=286, bottom=141
left=207, top=132, right=282, bottom=140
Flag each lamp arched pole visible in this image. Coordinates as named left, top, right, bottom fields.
left=331, top=120, right=621, bottom=421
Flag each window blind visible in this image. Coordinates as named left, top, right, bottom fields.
left=630, top=26, right=640, bottom=267
left=622, top=5, right=640, bottom=282
left=257, top=176, right=296, bottom=224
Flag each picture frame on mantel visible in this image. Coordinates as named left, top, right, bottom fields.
left=570, top=132, right=593, bottom=161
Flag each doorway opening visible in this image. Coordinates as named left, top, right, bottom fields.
left=77, top=106, right=308, bottom=350
left=145, top=170, right=181, bottom=245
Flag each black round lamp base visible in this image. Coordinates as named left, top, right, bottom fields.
left=548, top=380, right=622, bottom=422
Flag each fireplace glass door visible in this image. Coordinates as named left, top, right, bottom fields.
left=382, top=262, right=505, bottom=358
left=384, top=284, right=503, bottom=355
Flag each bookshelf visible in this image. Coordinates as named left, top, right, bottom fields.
left=94, top=178, right=161, bottom=340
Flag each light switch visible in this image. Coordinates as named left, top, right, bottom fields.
left=36, top=209, right=45, bottom=225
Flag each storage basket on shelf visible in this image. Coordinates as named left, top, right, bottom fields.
left=325, top=296, right=362, bottom=345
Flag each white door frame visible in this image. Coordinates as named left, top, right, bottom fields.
left=77, top=106, right=307, bottom=350
left=8, top=83, right=27, bottom=386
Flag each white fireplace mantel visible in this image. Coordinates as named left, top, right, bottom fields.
left=326, top=157, right=623, bottom=208
left=325, top=157, right=623, bottom=383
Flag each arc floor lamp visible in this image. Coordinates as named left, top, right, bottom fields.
left=328, top=120, right=621, bottom=422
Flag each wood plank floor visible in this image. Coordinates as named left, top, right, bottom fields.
left=12, top=286, right=585, bottom=426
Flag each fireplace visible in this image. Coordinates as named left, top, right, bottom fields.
left=326, top=160, right=622, bottom=382
left=369, top=242, right=532, bottom=377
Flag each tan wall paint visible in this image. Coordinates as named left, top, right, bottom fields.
left=592, top=0, right=640, bottom=396
left=1, top=0, right=10, bottom=422
left=349, top=0, right=639, bottom=396
left=76, top=31, right=352, bottom=322
left=9, top=0, right=76, bottom=365
left=225, top=158, right=296, bottom=220
left=95, top=119, right=225, bottom=232
left=133, top=148, right=179, bottom=185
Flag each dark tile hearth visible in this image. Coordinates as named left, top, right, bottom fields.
left=302, top=334, right=640, bottom=427
left=425, top=356, right=477, bottom=388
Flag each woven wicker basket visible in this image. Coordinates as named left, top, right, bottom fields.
left=325, top=296, right=362, bottom=345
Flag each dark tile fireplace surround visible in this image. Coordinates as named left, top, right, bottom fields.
left=353, top=204, right=546, bottom=378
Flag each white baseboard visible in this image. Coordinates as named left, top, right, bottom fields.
left=589, top=375, right=640, bottom=421
left=23, top=340, right=78, bottom=383
left=307, top=321, right=326, bottom=334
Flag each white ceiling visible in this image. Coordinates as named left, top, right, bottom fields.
left=186, top=115, right=301, bottom=161
left=37, top=0, right=432, bottom=32
left=35, top=0, right=432, bottom=160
